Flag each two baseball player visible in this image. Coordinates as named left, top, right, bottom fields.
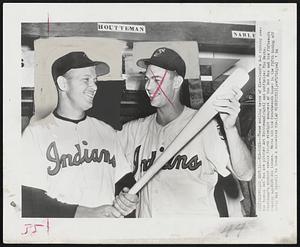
left=19, top=48, right=253, bottom=218
left=117, top=47, right=254, bottom=217
left=20, top=52, right=138, bottom=218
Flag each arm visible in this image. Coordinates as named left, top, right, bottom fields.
left=71, top=172, right=138, bottom=218
left=22, top=185, right=123, bottom=218
left=213, top=86, right=254, bottom=181
left=224, top=125, right=254, bottom=181
left=22, top=172, right=138, bottom=218
left=22, top=185, right=138, bottom=218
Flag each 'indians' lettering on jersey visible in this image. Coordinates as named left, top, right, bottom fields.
left=46, top=140, right=116, bottom=176
left=133, top=145, right=202, bottom=173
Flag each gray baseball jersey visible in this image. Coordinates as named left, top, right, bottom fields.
left=118, top=106, right=232, bottom=217
left=22, top=113, right=131, bottom=207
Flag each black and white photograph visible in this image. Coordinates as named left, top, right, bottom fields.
left=3, top=3, right=296, bottom=244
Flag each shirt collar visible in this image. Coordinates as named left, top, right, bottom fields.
left=53, top=110, right=87, bottom=124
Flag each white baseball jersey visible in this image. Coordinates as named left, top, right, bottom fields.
left=117, top=106, right=232, bottom=218
left=21, top=113, right=131, bottom=207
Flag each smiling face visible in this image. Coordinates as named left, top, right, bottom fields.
left=63, top=66, right=97, bottom=112
left=144, top=64, right=177, bottom=108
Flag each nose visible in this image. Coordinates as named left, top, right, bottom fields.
left=145, top=78, right=156, bottom=93
left=145, top=80, right=151, bottom=92
left=90, top=79, right=97, bottom=91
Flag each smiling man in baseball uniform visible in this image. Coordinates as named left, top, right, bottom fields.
left=20, top=51, right=138, bottom=218
left=117, top=47, right=254, bottom=218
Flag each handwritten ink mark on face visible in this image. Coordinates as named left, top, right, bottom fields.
left=148, top=68, right=175, bottom=108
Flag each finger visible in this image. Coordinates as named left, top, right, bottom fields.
left=118, top=193, right=133, bottom=208
left=120, top=193, right=138, bottom=211
left=214, top=99, right=240, bottom=109
left=110, top=206, right=122, bottom=218
left=231, top=87, right=243, bottom=100
left=116, top=195, right=129, bottom=211
left=216, top=92, right=236, bottom=101
left=122, top=192, right=139, bottom=203
left=122, top=187, right=129, bottom=193
left=104, top=211, right=117, bottom=218
left=114, top=197, right=129, bottom=216
left=215, top=106, right=239, bottom=116
left=103, top=205, right=121, bottom=218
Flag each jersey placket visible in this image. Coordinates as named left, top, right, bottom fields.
left=151, top=123, right=167, bottom=216
left=74, top=121, right=88, bottom=201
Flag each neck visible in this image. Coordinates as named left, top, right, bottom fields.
left=56, top=98, right=85, bottom=120
left=156, top=98, right=184, bottom=126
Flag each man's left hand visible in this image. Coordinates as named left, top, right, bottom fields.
left=213, top=86, right=243, bottom=130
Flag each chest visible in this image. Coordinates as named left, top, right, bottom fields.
left=132, top=124, right=212, bottom=176
left=37, top=123, right=117, bottom=177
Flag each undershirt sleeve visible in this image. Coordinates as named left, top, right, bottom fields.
left=22, top=172, right=137, bottom=218
left=22, top=186, right=78, bottom=218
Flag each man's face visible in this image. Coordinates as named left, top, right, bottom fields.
left=144, top=64, right=176, bottom=108
left=64, top=66, right=97, bottom=112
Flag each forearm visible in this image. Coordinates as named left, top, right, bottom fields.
left=224, top=126, right=254, bottom=181
left=22, top=172, right=138, bottom=218
left=74, top=205, right=101, bottom=218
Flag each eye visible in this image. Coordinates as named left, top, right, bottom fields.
left=153, top=77, right=161, bottom=84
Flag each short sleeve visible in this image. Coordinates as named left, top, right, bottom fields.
left=203, top=119, right=231, bottom=177
left=21, top=126, right=48, bottom=190
left=113, top=134, right=133, bottom=183
left=117, top=121, right=136, bottom=159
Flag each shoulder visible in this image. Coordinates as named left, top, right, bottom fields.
left=22, top=114, right=57, bottom=144
left=23, top=114, right=55, bottom=133
left=87, top=116, right=117, bottom=134
left=121, top=114, right=155, bottom=130
left=182, top=106, right=197, bottom=118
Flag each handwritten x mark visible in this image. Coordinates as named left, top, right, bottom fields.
left=148, top=68, right=175, bottom=107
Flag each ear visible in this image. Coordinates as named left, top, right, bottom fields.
left=173, top=75, right=184, bottom=89
left=56, top=76, right=68, bottom=91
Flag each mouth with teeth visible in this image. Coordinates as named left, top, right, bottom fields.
left=147, top=91, right=161, bottom=101
left=85, top=90, right=96, bottom=103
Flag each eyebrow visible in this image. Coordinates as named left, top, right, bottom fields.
left=145, top=75, right=162, bottom=79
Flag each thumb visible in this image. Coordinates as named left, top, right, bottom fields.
left=122, top=187, right=129, bottom=193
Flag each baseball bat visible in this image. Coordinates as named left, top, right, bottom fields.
left=129, top=68, right=250, bottom=194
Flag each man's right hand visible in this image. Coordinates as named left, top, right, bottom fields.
left=75, top=205, right=123, bottom=218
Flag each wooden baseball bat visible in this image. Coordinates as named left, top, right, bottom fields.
left=129, top=68, right=250, bottom=194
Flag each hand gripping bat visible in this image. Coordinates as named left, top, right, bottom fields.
left=129, top=68, right=250, bottom=194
